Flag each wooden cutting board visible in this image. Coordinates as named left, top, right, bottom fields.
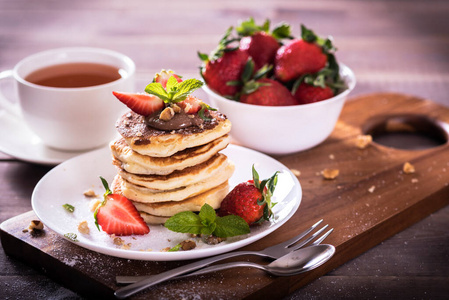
left=2, top=93, right=449, bottom=299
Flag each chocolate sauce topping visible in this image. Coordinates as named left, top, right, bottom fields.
left=145, top=110, right=205, bottom=131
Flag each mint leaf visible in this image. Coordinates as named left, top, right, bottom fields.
left=164, top=211, right=204, bottom=234
left=199, top=203, right=217, bottom=235
left=172, top=78, right=203, bottom=102
left=168, top=243, right=182, bottom=252
left=144, top=82, right=171, bottom=102
left=62, top=203, right=75, bottom=213
left=64, top=233, right=78, bottom=242
left=213, top=215, right=250, bottom=238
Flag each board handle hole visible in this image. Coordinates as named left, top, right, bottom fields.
left=362, top=114, right=448, bottom=150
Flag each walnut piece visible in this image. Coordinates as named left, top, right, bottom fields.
left=159, top=107, right=175, bottom=121
left=322, top=169, right=339, bottom=180
left=356, top=134, right=372, bottom=149
left=28, top=220, right=44, bottom=231
left=202, top=235, right=226, bottom=245
left=113, top=237, right=124, bottom=246
left=83, top=189, right=97, bottom=197
left=78, top=221, right=90, bottom=234
left=180, top=240, right=197, bottom=251
left=171, top=104, right=182, bottom=113
left=403, top=162, right=415, bottom=174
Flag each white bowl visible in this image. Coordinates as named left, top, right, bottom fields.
left=203, top=63, right=356, bottom=155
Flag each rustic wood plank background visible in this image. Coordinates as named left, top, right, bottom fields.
left=1, top=0, right=448, bottom=299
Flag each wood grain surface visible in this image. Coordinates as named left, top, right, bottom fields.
left=1, top=1, right=449, bottom=299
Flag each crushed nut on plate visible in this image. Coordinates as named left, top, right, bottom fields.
left=78, top=220, right=90, bottom=234
left=180, top=240, right=196, bottom=251
left=83, top=189, right=97, bottom=197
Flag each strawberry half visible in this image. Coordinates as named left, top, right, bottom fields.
left=95, top=177, right=149, bottom=236
left=112, top=91, right=164, bottom=116
left=153, top=70, right=182, bottom=88
left=177, top=95, right=203, bottom=114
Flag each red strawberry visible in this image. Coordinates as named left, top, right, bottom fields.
left=153, top=69, right=182, bottom=88
left=274, top=39, right=327, bottom=82
left=239, top=32, right=280, bottom=71
left=293, top=82, right=334, bottom=104
left=177, top=95, right=203, bottom=114
left=201, top=49, right=250, bottom=97
left=112, top=91, right=164, bottom=116
left=95, top=193, right=149, bottom=236
left=218, top=167, right=279, bottom=225
left=240, top=78, right=298, bottom=106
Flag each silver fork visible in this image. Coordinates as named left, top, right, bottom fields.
left=116, top=219, right=332, bottom=284
left=115, top=220, right=332, bottom=298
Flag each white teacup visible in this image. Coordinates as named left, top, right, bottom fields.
left=0, top=47, right=135, bottom=151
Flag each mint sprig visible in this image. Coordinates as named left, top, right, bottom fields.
left=145, top=77, right=203, bottom=104
left=164, top=204, right=250, bottom=238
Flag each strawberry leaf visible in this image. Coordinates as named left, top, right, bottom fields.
left=252, top=164, right=260, bottom=189
left=272, top=22, right=293, bottom=40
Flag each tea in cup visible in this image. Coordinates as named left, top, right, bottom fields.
left=0, top=47, right=135, bottom=151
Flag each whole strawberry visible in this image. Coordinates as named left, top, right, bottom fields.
left=274, top=25, right=332, bottom=82
left=240, top=78, right=298, bottom=106
left=218, top=166, right=278, bottom=225
left=237, top=18, right=292, bottom=71
left=293, top=82, right=334, bottom=104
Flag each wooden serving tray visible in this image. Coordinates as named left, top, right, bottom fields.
left=2, top=93, right=449, bottom=299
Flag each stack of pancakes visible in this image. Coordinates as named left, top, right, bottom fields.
left=110, top=110, right=234, bottom=224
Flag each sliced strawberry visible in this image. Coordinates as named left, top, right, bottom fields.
left=112, top=91, right=164, bottom=116
left=96, top=193, right=149, bottom=236
left=177, top=95, right=203, bottom=114
left=153, top=70, right=182, bottom=88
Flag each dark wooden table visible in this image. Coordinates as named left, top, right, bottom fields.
left=1, top=1, right=448, bottom=299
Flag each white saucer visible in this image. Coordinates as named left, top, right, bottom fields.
left=0, top=110, right=94, bottom=165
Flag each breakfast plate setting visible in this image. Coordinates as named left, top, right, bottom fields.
left=31, top=144, right=302, bottom=261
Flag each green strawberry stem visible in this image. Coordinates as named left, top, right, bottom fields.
left=252, top=165, right=279, bottom=223
left=94, top=176, right=112, bottom=231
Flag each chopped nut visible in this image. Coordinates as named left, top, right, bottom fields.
left=83, top=189, right=97, bottom=197
left=356, top=134, right=372, bottom=149
left=29, top=220, right=44, bottom=231
left=329, top=154, right=335, bottom=160
left=89, top=199, right=102, bottom=212
left=322, top=169, right=339, bottom=180
left=290, top=168, right=301, bottom=177
left=368, top=185, right=376, bottom=193
left=183, top=103, right=192, bottom=113
left=78, top=221, right=89, bottom=234
left=121, top=243, right=131, bottom=250
left=171, top=104, right=181, bottom=113
left=180, top=240, right=197, bottom=251
left=202, top=235, right=226, bottom=245
left=411, top=178, right=419, bottom=183
left=161, top=247, right=171, bottom=252
left=113, top=237, right=124, bottom=246
left=160, top=107, right=175, bottom=121
left=403, top=162, right=415, bottom=174
left=136, top=131, right=143, bottom=137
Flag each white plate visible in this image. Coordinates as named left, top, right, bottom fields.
left=0, top=110, right=88, bottom=165
left=31, top=144, right=302, bottom=261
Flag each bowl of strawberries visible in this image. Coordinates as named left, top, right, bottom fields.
left=199, top=19, right=356, bottom=155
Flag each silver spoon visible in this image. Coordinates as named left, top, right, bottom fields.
left=115, top=244, right=335, bottom=298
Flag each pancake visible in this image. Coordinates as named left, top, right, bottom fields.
left=111, top=135, right=230, bottom=175
left=117, top=161, right=235, bottom=203
left=117, top=153, right=230, bottom=190
left=116, top=110, right=231, bottom=157
left=133, top=181, right=229, bottom=219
